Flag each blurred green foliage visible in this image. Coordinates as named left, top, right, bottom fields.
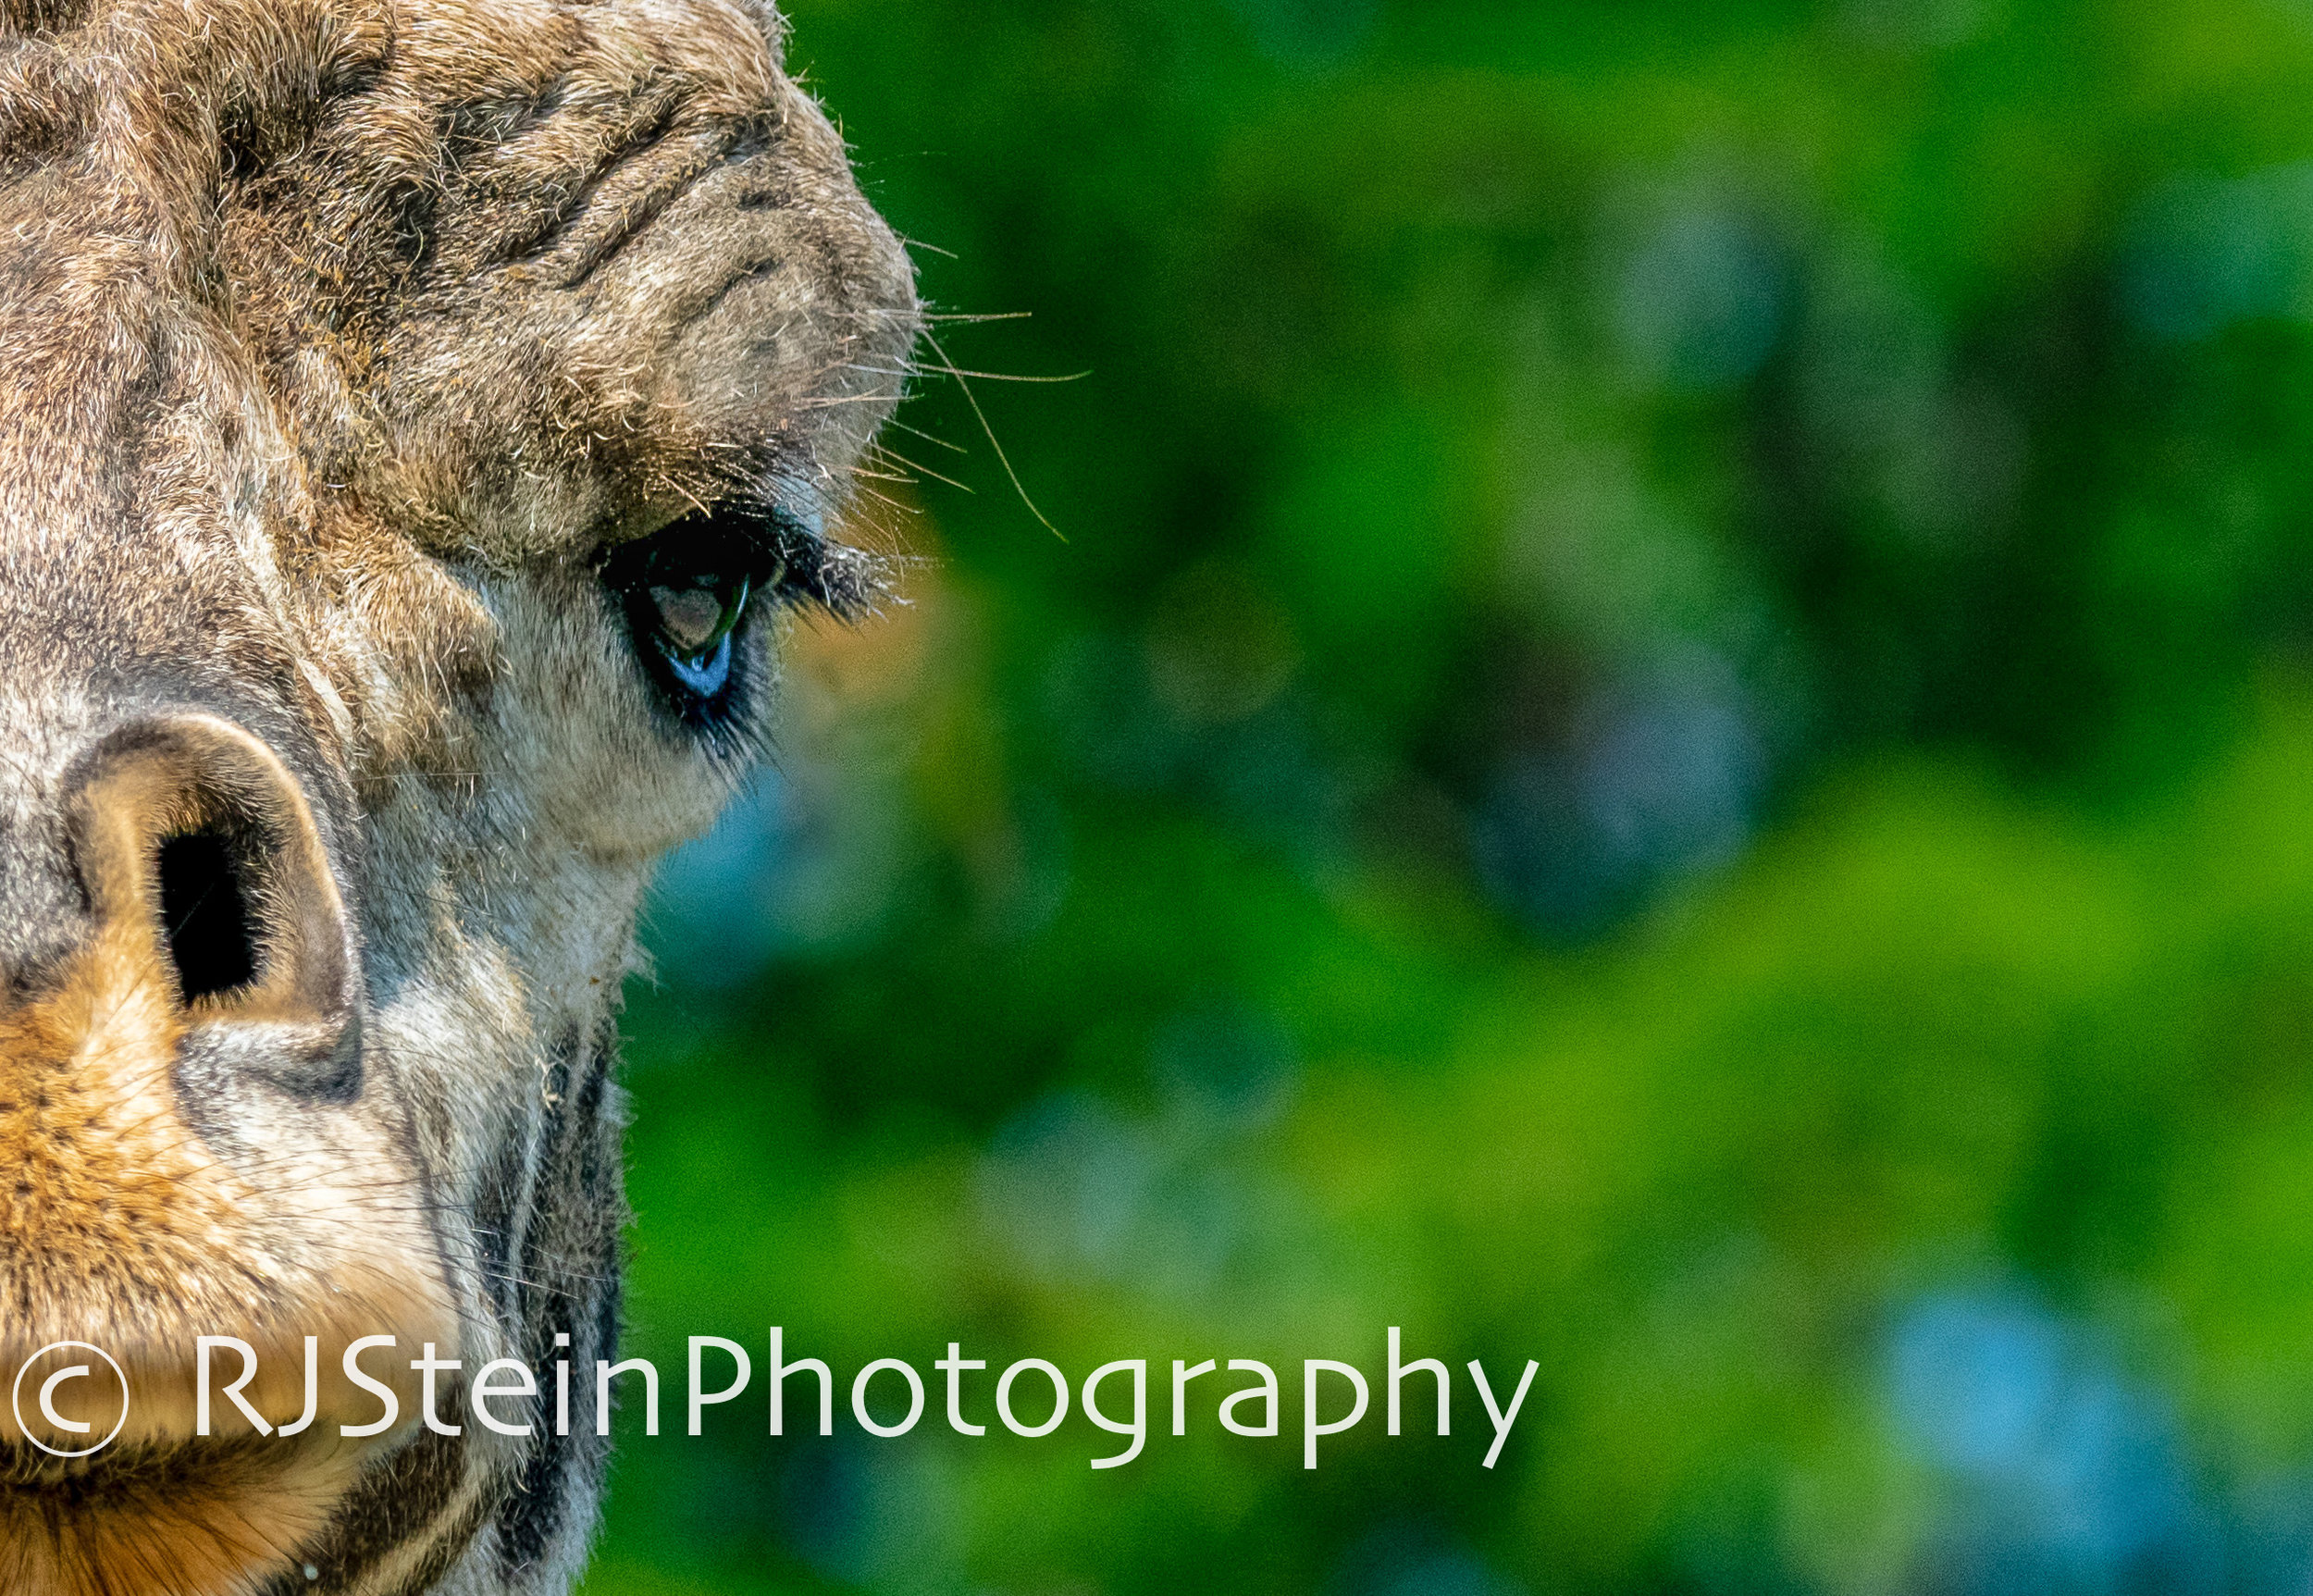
left=583, top=1, right=2313, bottom=1591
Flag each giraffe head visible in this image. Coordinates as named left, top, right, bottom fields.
left=0, top=0, right=916, bottom=1589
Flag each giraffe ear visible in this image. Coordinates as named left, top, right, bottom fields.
left=67, top=714, right=360, bottom=1093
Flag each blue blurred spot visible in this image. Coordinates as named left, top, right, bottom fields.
left=972, top=1005, right=1306, bottom=1303
left=1475, top=648, right=1764, bottom=939
left=1613, top=204, right=1789, bottom=392
left=2122, top=165, right=2313, bottom=341
left=1330, top=1522, right=1528, bottom=1596
left=645, top=745, right=917, bottom=988
left=1886, top=1289, right=2219, bottom=1592
left=645, top=774, right=789, bottom=988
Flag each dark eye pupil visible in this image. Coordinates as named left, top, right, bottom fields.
left=601, top=508, right=793, bottom=718
left=648, top=575, right=748, bottom=660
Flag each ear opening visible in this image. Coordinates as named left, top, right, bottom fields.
left=155, top=823, right=260, bottom=1002
left=69, top=715, right=355, bottom=1024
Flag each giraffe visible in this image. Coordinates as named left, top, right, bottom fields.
left=0, top=0, right=918, bottom=1590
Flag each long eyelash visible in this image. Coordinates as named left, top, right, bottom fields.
left=596, top=504, right=882, bottom=618
left=715, top=504, right=883, bottom=618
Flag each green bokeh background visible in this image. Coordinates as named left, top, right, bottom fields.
left=584, top=2, right=2313, bottom=1590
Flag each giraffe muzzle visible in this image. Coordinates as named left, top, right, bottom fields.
left=0, top=713, right=455, bottom=1595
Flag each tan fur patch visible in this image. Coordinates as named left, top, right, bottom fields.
left=0, top=721, right=454, bottom=1594
left=0, top=1437, right=363, bottom=1596
left=0, top=922, right=449, bottom=1596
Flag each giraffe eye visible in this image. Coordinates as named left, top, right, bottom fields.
left=640, top=565, right=750, bottom=696
left=601, top=508, right=790, bottom=719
